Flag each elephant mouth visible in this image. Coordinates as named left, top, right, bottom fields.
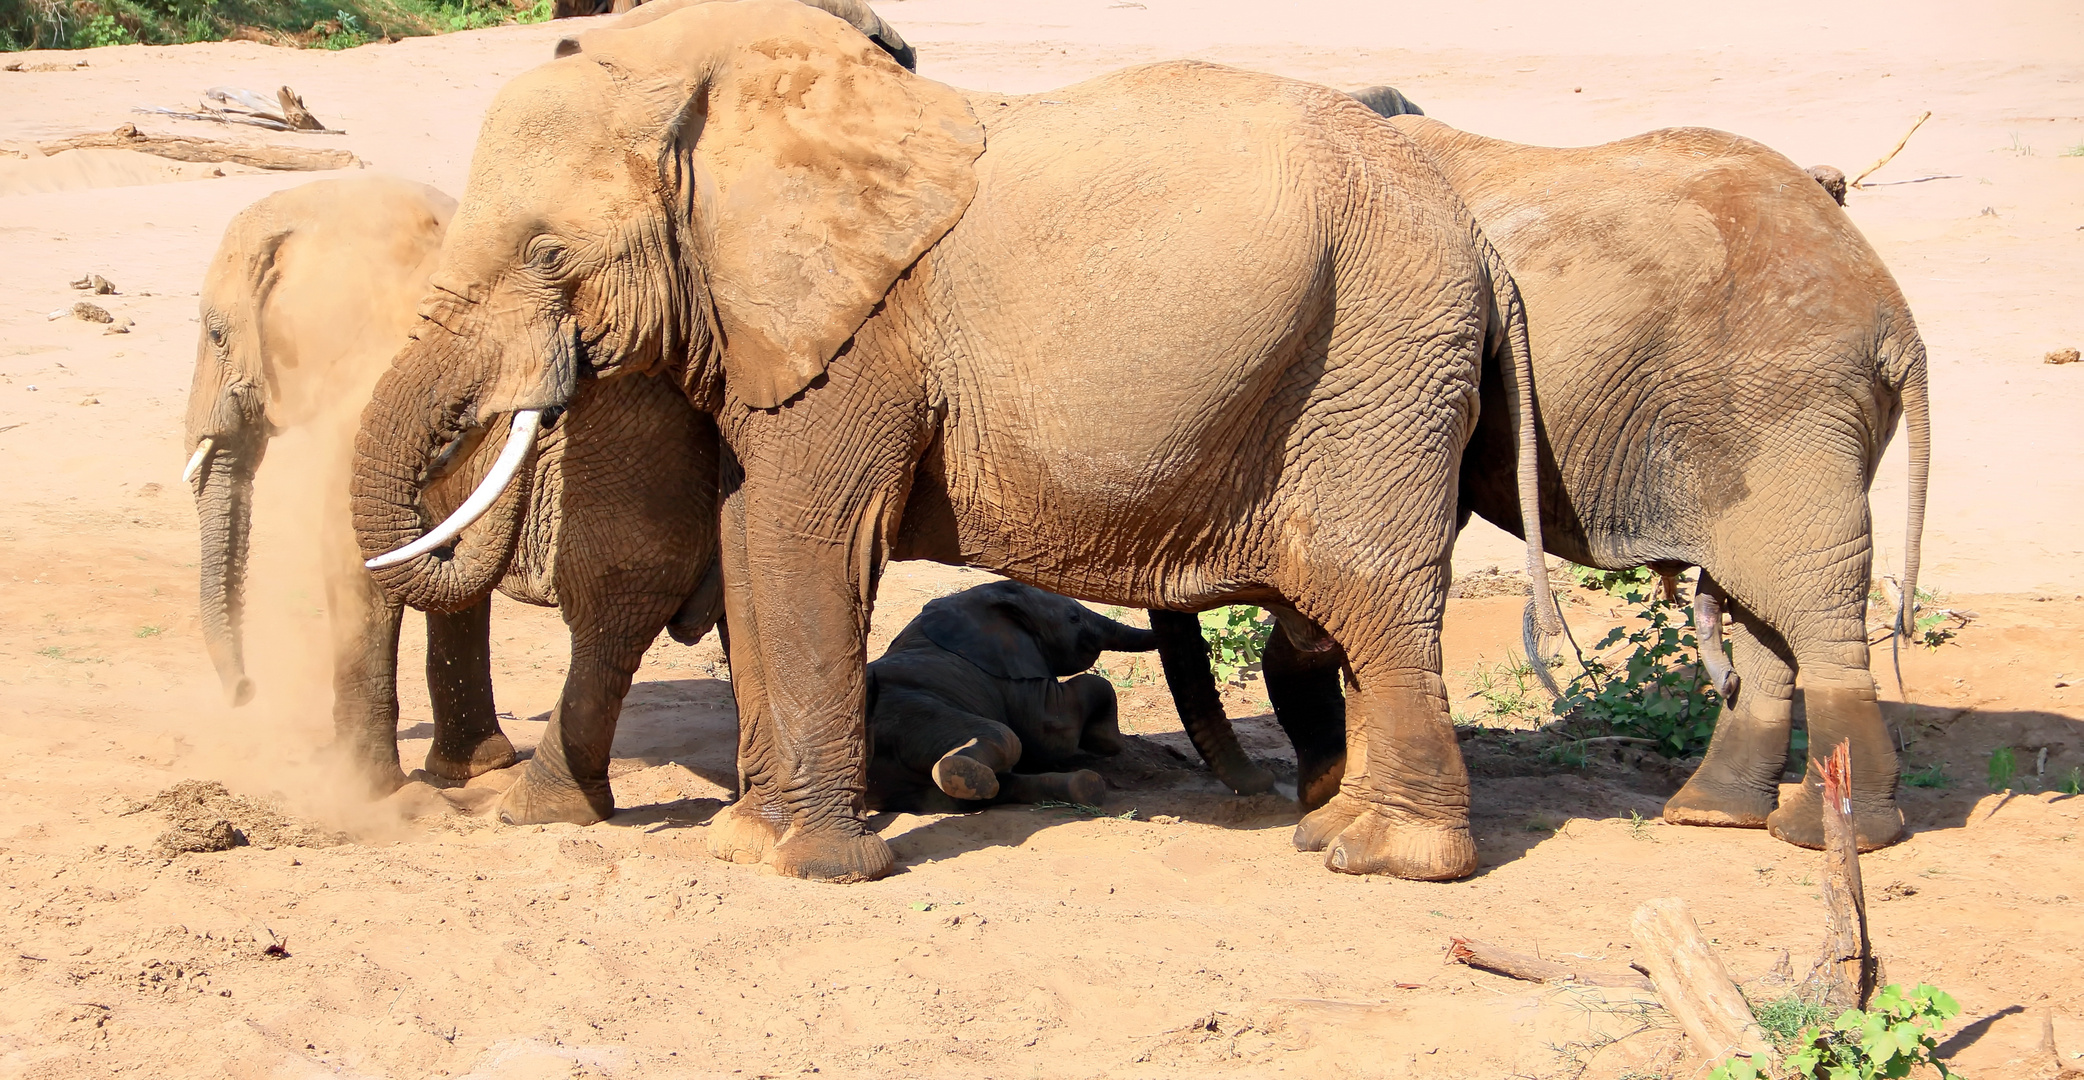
left=364, top=409, right=545, bottom=571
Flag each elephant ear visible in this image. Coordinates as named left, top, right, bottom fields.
left=913, top=584, right=1051, bottom=682
left=579, top=0, right=981, bottom=409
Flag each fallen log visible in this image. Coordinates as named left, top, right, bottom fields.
left=1631, top=898, right=1774, bottom=1068
left=1802, top=741, right=1878, bottom=1010
left=1444, top=936, right=1653, bottom=990
left=36, top=124, right=358, bottom=172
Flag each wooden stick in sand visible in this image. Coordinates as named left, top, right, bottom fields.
left=1802, top=740, right=1877, bottom=1010
left=1444, top=937, right=1653, bottom=990
left=1631, top=898, right=1774, bottom=1068
left=1850, top=111, right=1933, bottom=189
left=37, top=124, right=357, bottom=172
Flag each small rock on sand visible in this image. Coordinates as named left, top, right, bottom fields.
left=2047, top=348, right=2080, bottom=365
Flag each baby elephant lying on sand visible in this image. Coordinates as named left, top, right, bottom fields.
left=867, top=582, right=1159, bottom=812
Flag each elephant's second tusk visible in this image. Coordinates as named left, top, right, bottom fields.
left=182, top=438, right=214, bottom=486
left=365, top=410, right=542, bottom=571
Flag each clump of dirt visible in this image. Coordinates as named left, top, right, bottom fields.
left=133, top=779, right=347, bottom=854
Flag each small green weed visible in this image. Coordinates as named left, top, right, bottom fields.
left=1552, top=567, right=1724, bottom=757
left=2007, top=133, right=2035, bottom=156
left=1751, top=994, right=1832, bottom=1048
left=311, top=9, right=368, bottom=48
left=1988, top=746, right=2017, bottom=792
left=1539, top=740, right=1587, bottom=769
left=1198, top=605, right=1271, bottom=686
left=1902, top=763, right=1951, bottom=789
left=1464, top=656, right=1547, bottom=726
left=2059, top=767, right=2083, bottom=796
left=1627, top=808, right=1653, bottom=840
left=2065, top=143, right=2084, bottom=157
left=135, top=624, right=165, bottom=639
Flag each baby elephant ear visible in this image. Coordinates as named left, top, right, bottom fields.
left=914, top=586, right=1051, bottom=682
left=666, top=0, right=982, bottom=408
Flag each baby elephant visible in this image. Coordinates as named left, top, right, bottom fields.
left=867, top=582, right=1159, bottom=812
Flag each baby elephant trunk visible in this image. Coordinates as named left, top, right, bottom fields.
left=1100, top=618, right=1159, bottom=654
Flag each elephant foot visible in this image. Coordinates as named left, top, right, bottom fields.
left=1296, top=751, right=1347, bottom=814
left=1766, top=778, right=1905, bottom=852
left=707, top=799, right=783, bottom=864
left=1662, top=772, right=1776, bottom=830
left=932, top=753, right=1001, bottom=802
left=1293, top=792, right=1366, bottom=852
left=1324, top=808, right=1478, bottom=881
left=768, top=826, right=895, bottom=884
left=1001, top=769, right=1108, bottom=807
left=423, top=731, right=519, bottom=785
left=496, top=763, right=612, bottom=826
left=320, top=741, right=409, bottom=800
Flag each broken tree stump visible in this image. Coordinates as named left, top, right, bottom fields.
left=36, top=125, right=358, bottom=172
left=1631, top=898, right=1774, bottom=1068
left=1803, top=740, right=1878, bottom=1011
left=1445, top=937, right=1654, bottom=990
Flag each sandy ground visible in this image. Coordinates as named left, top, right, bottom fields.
left=1, top=2, right=2081, bottom=1076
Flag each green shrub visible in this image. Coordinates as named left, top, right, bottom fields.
left=1198, top=606, right=1271, bottom=686
left=1551, top=569, right=1724, bottom=757
left=2060, top=766, right=2083, bottom=796
left=1708, top=992, right=1950, bottom=1080
left=1902, top=763, right=1951, bottom=789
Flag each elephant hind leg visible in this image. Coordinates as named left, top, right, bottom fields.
left=1664, top=596, right=1796, bottom=829
left=1263, top=627, right=1348, bottom=813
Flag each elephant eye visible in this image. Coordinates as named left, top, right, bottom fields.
left=527, top=238, right=568, bottom=274
left=206, top=319, right=226, bottom=347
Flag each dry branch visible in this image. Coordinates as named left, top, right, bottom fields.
left=1444, top=937, right=1652, bottom=990
left=1803, top=741, right=1877, bottom=1010
left=1850, top=111, right=1933, bottom=188
left=1630, top=898, right=1774, bottom=1068
left=35, top=125, right=358, bottom=172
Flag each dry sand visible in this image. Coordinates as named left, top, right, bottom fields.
left=1, top=2, right=2080, bottom=1076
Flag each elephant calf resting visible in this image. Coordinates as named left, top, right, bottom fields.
left=865, top=582, right=1158, bottom=812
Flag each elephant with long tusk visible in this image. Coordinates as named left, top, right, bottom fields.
left=185, top=176, right=723, bottom=816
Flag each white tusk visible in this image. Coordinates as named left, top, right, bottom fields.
left=365, top=410, right=542, bottom=571
left=182, top=438, right=214, bottom=485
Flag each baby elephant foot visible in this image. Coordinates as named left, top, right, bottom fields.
left=769, top=825, right=895, bottom=884
left=707, top=798, right=784, bottom=864
left=1662, top=770, right=1776, bottom=829
left=932, top=751, right=1001, bottom=802
left=1293, top=792, right=1366, bottom=852
left=1766, top=777, right=1905, bottom=851
left=497, top=762, right=612, bottom=826
left=422, top=731, right=518, bottom=785
left=1325, top=807, right=1477, bottom=881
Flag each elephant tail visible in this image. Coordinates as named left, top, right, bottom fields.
left=1887, top=326, right=1932, bottom=701
left=1475, top=229, right=1565, bottom=661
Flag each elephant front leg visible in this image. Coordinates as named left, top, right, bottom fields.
left=703, top=486, right=789, bottom=863
left=1767, top=678, right=1905, bottom=852
left=323, top=558, right=410, bottom=796
left=496, top=655, right=636, bottom=826
left=1665, top=607, right=1795, bottom=829
left=422, top=597, right=517, bottom=783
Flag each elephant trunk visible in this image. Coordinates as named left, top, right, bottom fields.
left=350, top=338, right=535, bottom=614
left=1147, top=610, right=1276, bottom=796
left=1101, top=618, right=1158, bottom=654
left=192, top=433, right=259, bottom=706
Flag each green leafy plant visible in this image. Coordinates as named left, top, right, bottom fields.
left=1198, top=605, right=1271, bottom=686
left=1988, top=746, right=2017, bottom=792
left=2059, top=767, right=2083, bottom=796
left=76, top=11, right=133, bottom=45
left=1551, top=570, right=1724, bottom=757
left=1902, top=763, right=1951, bottom=789
left=312, top=9, right=368, bottom=48
left=1570, top=564, right=1655, bottom=598
left=1786, top=984, right=1959, bottom=1079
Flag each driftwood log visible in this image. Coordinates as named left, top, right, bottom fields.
left=1802, top=741, right=1878, bottom=1010
left=36, top=125, right=358, bottom=172
left=1631, top=898, right=1774, bottom=1067
left=1444, top=936, right=1653, bottom=990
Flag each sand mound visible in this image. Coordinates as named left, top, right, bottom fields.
left=133, top=779, right=348, bottom=854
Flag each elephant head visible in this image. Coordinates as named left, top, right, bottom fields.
left=184, top=177, right=453, bottom=704
left=915, top=581, right=1159, bottom=681
left=556, top=0, right=918, bottom=71
left=351, top=0, right=982, bottom=608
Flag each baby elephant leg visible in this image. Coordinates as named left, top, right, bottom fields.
left=927, top=717, right=1023, bottom=803
left=1060, top=672, right=1125, bottom=756
left=998, top=770, right=1107, bottom=807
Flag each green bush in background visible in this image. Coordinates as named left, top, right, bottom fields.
left=3, top=0, right=552, bottom=51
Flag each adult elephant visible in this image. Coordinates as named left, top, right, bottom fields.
left=1155, top=111, right=1933, bottom=853
left=184, top=176, right=721, bottom=823
left=349, top=0, right=1561, bottom=883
